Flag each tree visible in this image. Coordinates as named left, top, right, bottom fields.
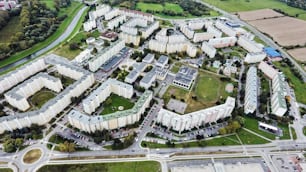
left=218, top=128, right=227, bottom=135
left=69, top=42, right=79, bottom=50
left=15, top=138, right=24, bottom=148
left=232, top=121, right=241, bottom=132
left=59, top=141, right=75, bottom=152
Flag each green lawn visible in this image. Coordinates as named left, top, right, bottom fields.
left=100, top=94, right=135, bottom=115
left=237, top=129, right=270, bottom=144
left=54, top=44, right=82, bottom=60
left=163, top=71, right=235, bottom=113
left=243, top=116, right=291, bottom=140
left=0, top=169, right=13, bottom=172
left=38, top=161, right=161, bottom=172
left=170, top=63, right=183, bottom=73
left=273, top=62, right=306, bottom=104
left=41, top=0, right=55, bottom=10
left=303, top=127, right=306, bottom=136
left=0, top=16, right=22, bottom=44
left=0, top=2, right=84, bottom=69
left=30, top=90, right=56, bottom=108
left=202, top=0, right=306, bottom=20
left=136, top=2, right=219, bottom=19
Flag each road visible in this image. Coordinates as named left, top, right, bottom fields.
left=0, top=6, right=88, bottom=73
left=194, top=0, right=306, bottom=82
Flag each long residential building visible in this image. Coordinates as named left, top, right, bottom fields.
left=107, top=15, right=126, bottom=30
left=258, top=61, right=278, bottom=79
left=215, top=20, right=237, bottom=37
left=156, top=97, right=235, bottom=133
left=83, top=78, right=133, bottom=114
left=68, top=90, right=152, bottom=133
left=244, top=52, right=266, bottom=64
left=244, top=66, right=258, bottom=114
left=4, top=73, right=63, bottom=111
left=238, top=36, right=263, bottom=53
left=201, top=41, right=217, bottom=58
left=0, top=58, right=47, bottom=94
left=0, top=54, right=95, bottom=134
left=119, top=8, right=154, bottom=22
left=208, top=37, right=237, bottom=48
left=88, top=39, right=125, bottom=72
left=271, top=73, right=287, bottom=117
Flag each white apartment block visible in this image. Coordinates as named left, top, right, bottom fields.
left=119, top=32, right=140, bottom=46
left=82, top=78, right=133, bottom=114
left=258, top=61, right=278, bottom=79
left=68, top=90, right=152, bottom=133
left=215, top=20, right=237, bottom=37
left=149, top=29, right=197, bottom=57
left=0, top=54, right=95, bottom=134
left=238, top=36, right=263, bottom=53
left=244, top=52, right=266, bottom=64
left=141, top=21, right=159, bottom=39
left=107, top=15, right=126, bottom=30
left=4, top=73, right=63, bottom=111
left=88, top=39, right=125, bottom=72
left=271, top=73, right=287, bottom=117
left=74, top=49, right=92, bottom=63
left=207, top=25, right=222, bottom=38
left=208, top=37, right=237, bottom=48
left=83, top=20, right=97, bottom=32
left=140, top=70, right=156, bottom=89
left=0, top=0, right=18, bottom=10
left=193, top=32, right=215, bottom=43
left=119, top=9, right=154, bottom=22
left=0, top=58, right=47, bottom=94
left=104, top=8, right=120, bottom=20
left=180, top=25, right=194, bottom=39
left=201, top=41, right=217, bottom=58
left=156, top=97, right=235, bottom=133
left=244, top=66, right=258, bottom=114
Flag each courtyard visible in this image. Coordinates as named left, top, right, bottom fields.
left=100, top=94, right=135, bottom=115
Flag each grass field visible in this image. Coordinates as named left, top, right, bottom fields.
left=0, top=169, right=13, bottom=172
left=0, top=16, right=22, bottom=44
left=100, top=94, right=135, bottom=115
left=273, top=62, right=306, bottom=104
left=38, top=161, right=161, bottom=172
left=23, top=149, right=42, bottom=164
left=0, top=2, right=84, bottom=69
left=53, top=44, right=82, bottom=60
left=237, top=129, right=270, bottom=144
left=30, top=90, right=56, bottom=108
left=136, top=2, right=218, bottom=19
left=163, top=71, right=234, bottom=113
left=41, top=0, right=55, bottom=10
left=243, top=116, right=291, bottom=140
left=202, top=0, right=306, bottom=20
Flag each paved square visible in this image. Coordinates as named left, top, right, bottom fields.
left=167, top=98, right=187, bottom=114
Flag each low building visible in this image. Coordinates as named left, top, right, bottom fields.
left=264, top=47, right=282, bottom=60
left=140, top=69, right=156, bottom=89
left=258, top=61, right=278, bottom=79
left=172, top=66, right=198, bottom=90
left=244, top=52, right=266, bottom=64
left=142, top=53, right=155, bottom=63
left=156, top=55, right=168, bottom=68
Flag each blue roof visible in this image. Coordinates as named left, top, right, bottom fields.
left=264, top=47, right=281, bottom=58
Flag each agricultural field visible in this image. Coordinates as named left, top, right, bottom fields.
left=163, top=71, right=235, bottom=113
left=238, top=9, right=284, bottom=21
left=38, top=161, right=161, bottom=172
left=288, top=48, right=306, bottom=62
left=249, top=16, right=306, bottom=47
left=100, top=94, right=135, bottom=115
left=202, top=0, right=306, bottom=20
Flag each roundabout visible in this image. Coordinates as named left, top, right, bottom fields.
left=22, top=148, right=43, bottom=164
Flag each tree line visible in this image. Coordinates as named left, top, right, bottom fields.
left=0, top=0, right=71, bottom=60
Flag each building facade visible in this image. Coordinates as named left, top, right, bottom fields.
left=244, top=66, right=258, bottom=114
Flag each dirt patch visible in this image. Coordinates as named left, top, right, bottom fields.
left=249, top=17, right=306, bottom=47
left=238, top=9, right=284, bottom=21
left=23, top=149, right=42, bottom=164
left=288, top=48, right=306, bottom=62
